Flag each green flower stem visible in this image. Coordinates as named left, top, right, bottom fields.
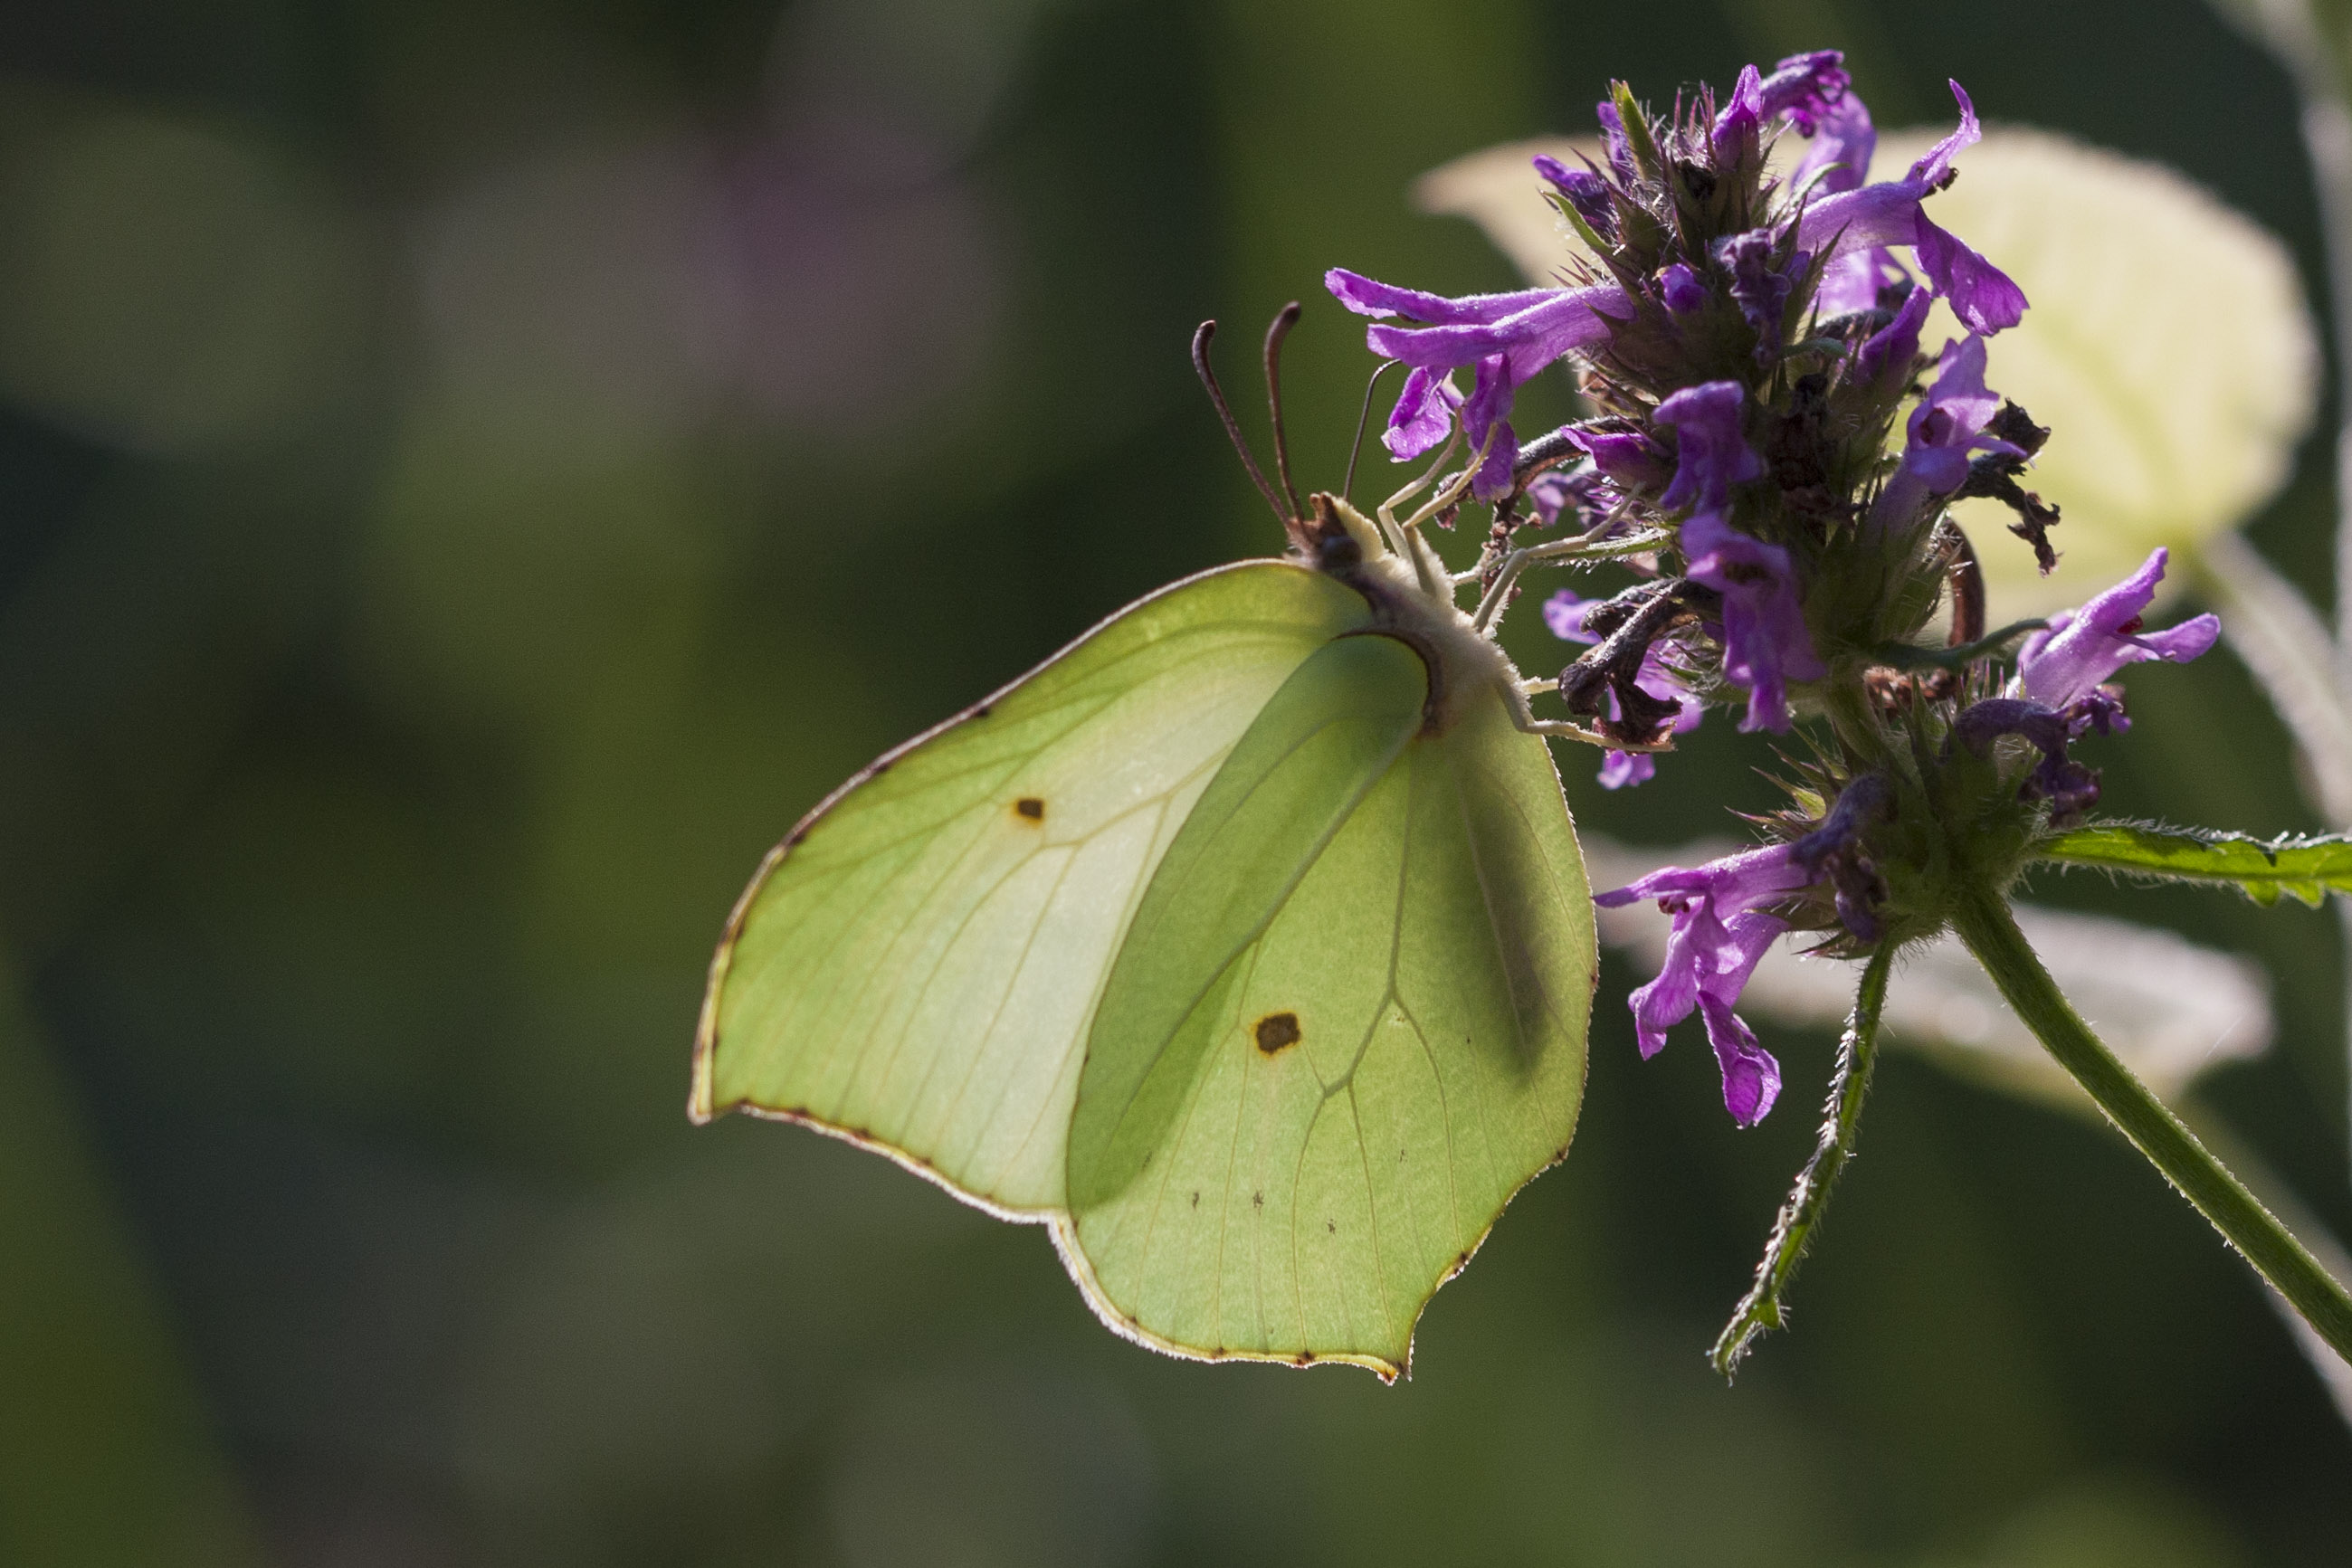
left=1712, top=942, right=1895, bottom=1379
left=1951, top=885, right=2352, bottom=1363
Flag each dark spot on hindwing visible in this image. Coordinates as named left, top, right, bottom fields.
left=1253, top=1012, right=1301, bottom=1054
left=1014, top=797, right=1045, bottom=822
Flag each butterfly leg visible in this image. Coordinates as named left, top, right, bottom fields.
left=1469, top=528, right=1676, bottom=633
left=1499, top=671, right=1679, bottom=750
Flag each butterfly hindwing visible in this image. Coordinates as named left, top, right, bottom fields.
left=1060, top=649, right=1595, bottom=1376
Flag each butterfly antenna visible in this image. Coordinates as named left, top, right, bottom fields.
left=1191, top=319, right=1290, bottom=527
left=1261, top=302, right=1306, bottom=519
left=1343, top=358, right=1401, bottom=503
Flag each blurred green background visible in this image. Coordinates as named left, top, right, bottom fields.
left=1, top=0, right=2347, bottom=1563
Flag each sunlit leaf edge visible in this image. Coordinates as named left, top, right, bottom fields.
left=2032, top=819, right=2352, bottom=908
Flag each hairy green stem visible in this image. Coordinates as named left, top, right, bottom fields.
left=1951, top=886, right=2352, bottom=1363
left=1712, top=943, right=1895, bottom=1379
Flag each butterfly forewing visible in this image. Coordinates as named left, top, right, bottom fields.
left=695, top=563, right=1372, bottom=1215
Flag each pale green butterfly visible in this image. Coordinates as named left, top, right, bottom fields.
left=692, top=311, right=1650, bottom=1379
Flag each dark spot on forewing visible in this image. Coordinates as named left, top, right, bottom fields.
left=1014, top=796, right=1046, bottom=822
left=1253, top=1012, right=1301, bottom=1054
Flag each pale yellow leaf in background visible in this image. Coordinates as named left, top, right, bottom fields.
left=1420, top=127, right=2321, bottom=620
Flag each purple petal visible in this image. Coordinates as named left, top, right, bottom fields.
left=1381, top=366, right=1463, bottom=460
left=1659, top=261, right=1707, bottom=314
left=1597, top=749, right=1656, bottom=789
left=1535, top=155, right=1617, bottom=238
left=1915, top=214, right=2028, bottom=334
left=1595, top=841, right=1811, bottom=911
left=1854, top=285, right=1928, bottom=385
left=1568, top=424, right=1672, bottom=489
left=1681, top=511, right=1825, bottom=732
left=1712, top=63, right=1765, bottom=164
left=1360, top=285, right=1628, bottom=373
left=1543, top=588, right=1601, bottom=643
left=1796, top=181, right=1925, bottom=256
left=1699, top=993, right=1783, bottom=1126
left=1595, top=100, right=1636, bottom=181
left=1325, top=269, right=1562, bottom=325
left=1908, top=81, right=1983, bottom=189
left=1462, top=356, right=1518, bottom=499
left=1758, top=50, right=1850, bottom=133
left=1792, top=90, right=1875, bottom=197
left=1654, top=381, right=1763, bottom=513
left=2014, top=548, right=2220, bottom=707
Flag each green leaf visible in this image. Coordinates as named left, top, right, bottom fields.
left=2033, top=820, right=2352, bottom=908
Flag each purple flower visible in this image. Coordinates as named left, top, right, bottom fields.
left=1327, top=268, right=1633, bottom=499
left=1714, top=228, right=1801, bottom=347
left=1653, top=381, right=1765, bottom=512
left=1712, top=63, right=1766, bottom=166
left=1852, top=284, right=1928, bottom=391
left=1545, top=589, right=1704, bottom=786
left=1525, top=463, right=1615, bottom=528
left=1659, top=261, right=1707, bottom=314
left=1795, top=81, right=2027, bottom=335
left=1594, top=774, right=1890, bottom=1125
left=1383, top=366, right=1463, bottom=460
left=1951, top=698, right=2103, bottom=821
left=1595, top=844, right=1812, bottom=1126
left=1566, top=422, right=1672, bottom=491
left=1534, top=154, right=1616, bottom=240
left=1870, top=333, right=2020, bottom=528
left=1595, top=99, right=1637, bottom=182
left=1758, top=50, right=1850, bottom=133
left=1791, top=86, right=1875, bottom=197
left=2013, top=547, right=2221, bottom=708
left=1682, top=511, right=1826, bottom=732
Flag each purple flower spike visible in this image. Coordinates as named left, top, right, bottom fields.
left=1654, top=381, right=1765, bottom=512
left=1383, top=366, right=1463, bottom=461
left=1595, top=844, right=1813, bottom=1125
left=1681, top=512, right=1826, bottom=732
left=1795, top=81, right=2026, bottom=336
left=1758, top=50, right=1850, bottom=133
left=2013, top=547, right=2222, bottom=708
left=1546, top=589, right=1704, bottom=786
